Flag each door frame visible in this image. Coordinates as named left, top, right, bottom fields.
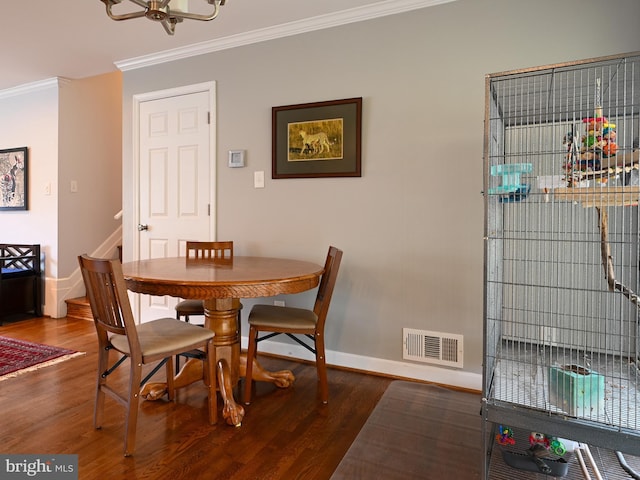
left=131, top=81, right=217, bottom=262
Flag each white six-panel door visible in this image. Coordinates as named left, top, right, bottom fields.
left=135, top=84, right=215, bottom=323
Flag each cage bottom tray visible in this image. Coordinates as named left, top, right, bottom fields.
left=488, top=442, right=640, bottom=480
left=501, top=450, right=570, bottom=477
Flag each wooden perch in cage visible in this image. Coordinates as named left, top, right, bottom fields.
left=597, top=206, right=640, bottom=307
left=555, top=186, right=640, bottom=207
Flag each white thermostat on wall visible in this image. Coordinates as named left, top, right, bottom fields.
left=228, top=150, right=245, bottom=168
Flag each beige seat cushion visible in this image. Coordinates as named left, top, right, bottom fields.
left=175, top=299, right=204, bottom=314
left=248, top=304, right=318, bottom=330
left=110, top=318, right=214, bottom=358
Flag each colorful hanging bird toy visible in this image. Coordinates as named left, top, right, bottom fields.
left=563, top=78, right=617, bottom=186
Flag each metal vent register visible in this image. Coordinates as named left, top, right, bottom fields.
left=403, top=328, right=463, bottom=368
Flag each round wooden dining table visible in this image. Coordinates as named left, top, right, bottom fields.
left=121, top=256, right=324, bottom=426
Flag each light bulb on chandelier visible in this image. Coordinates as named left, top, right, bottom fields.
left=100, top=0, right=227, bottom=36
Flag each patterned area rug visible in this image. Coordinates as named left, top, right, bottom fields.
left=0, top=336, right=84, bottom=381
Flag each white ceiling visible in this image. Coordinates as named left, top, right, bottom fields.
left=0, top=0, right=449, bottom=93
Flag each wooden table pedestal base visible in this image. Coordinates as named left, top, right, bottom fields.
left=139, top=298, right=295, bottom=426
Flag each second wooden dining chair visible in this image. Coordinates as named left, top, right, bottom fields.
left=175, top=241, right=234, bottom=324
left=175, top=241, right=242, bottom=369
left=78, top=254, right=217, bottom=456
left=243, top=246, right=343, bottom=405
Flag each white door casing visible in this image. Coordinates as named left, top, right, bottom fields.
left=133, top=82, right=216, bottom=323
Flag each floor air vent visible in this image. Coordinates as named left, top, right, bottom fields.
left=402, top=328, right=463, bottom=368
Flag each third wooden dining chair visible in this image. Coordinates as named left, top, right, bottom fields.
left=243, top=246, right=343, bottom=405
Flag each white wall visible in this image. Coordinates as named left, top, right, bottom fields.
left=58, top=73, right=123, bottom=277
left=116, top=0, right=640, bottom=389
left=0, top=73, right=123, bottom=318
left=0, top=81, right=60, bottom=316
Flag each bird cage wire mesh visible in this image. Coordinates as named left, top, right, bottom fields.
left=482, top=52, right=640, bottom=477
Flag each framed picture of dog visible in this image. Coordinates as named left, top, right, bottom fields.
left=272, top=97, right=362, bottom=179
left=0, top=147, right=28, bottom=211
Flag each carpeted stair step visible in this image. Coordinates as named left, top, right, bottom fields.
left=65, top=296, right=93, bottom=321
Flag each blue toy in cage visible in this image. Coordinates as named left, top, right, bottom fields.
left=489, top=163, right=533, bottom=203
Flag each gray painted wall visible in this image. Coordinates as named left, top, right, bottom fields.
left=120, top=0, right=640, bottom=385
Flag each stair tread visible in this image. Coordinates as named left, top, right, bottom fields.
left=66, top=296, right=89, bottom=305
left=65, top=296, right=92, bottom=321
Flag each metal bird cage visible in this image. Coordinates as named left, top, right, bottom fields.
left=482, top=51, right=640, bottom=479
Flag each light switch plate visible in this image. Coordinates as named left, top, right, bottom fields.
left=254, top=171, right=265, bottom=188
left=228, top=150, right=245, bottom=168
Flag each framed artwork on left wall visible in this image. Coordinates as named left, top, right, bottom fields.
left=0, top=147, right=28, bottom=211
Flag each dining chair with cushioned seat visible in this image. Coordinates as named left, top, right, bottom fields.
left=78, top=254, right=217, bottom=457
left=243, top=246, right=343, bottom=405
left=174, top=241, right=241, bottom=369
left=175, top=241, right=235, bottom=324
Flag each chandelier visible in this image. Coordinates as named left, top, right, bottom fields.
left=100, top=0, right=227, bottom=36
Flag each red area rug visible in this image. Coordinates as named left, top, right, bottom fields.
left=0, top=336, right=84, bottom=381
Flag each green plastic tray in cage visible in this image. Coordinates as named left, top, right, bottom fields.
left=548, top=365, right=605, bottom=418
left=489, top=163, right=533, bottom=194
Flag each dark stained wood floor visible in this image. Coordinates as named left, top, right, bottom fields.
left=0, top=317, right=483, bottom=479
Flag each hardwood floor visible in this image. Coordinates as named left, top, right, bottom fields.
left=0, top=317, right=393, bottom=479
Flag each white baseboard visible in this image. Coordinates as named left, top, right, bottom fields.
left=240, top=336, right=482, bottom=391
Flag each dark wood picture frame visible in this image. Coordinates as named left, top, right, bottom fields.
left=272, top=97, right=362, bottom=179
left=0, top=147, right=28, bottom=211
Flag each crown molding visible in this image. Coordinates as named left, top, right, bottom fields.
left=0, top=77, right=71, bottom=100
left=116, top=0, right=455, bottom=72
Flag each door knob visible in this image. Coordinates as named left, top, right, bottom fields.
left=137, top=224, right=149, bottom=231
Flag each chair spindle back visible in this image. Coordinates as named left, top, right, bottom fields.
left=186, top=241, right=234, bottom=260
left=78, top=255, right=140, bottom=348
left=313, top=246, right=343, bottom=329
